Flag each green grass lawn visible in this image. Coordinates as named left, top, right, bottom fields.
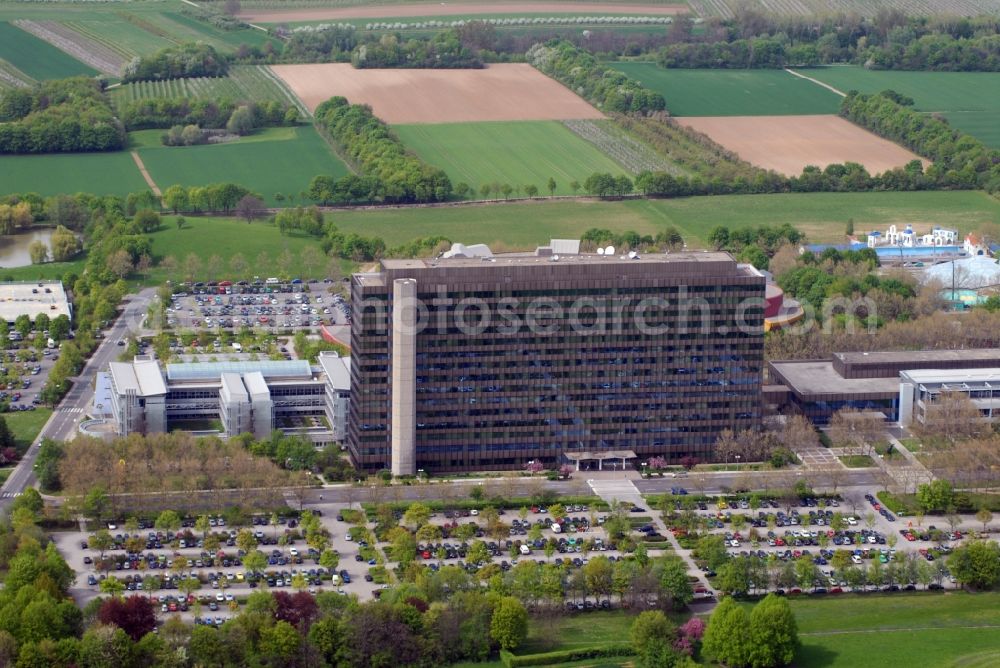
left=0, top=21, right=97, bottom=80
left=393, top=121, right=629, bottom=197
left=839, top=455, right=876, bottom=468
left=747, top=591, right=1000, bottom=668
left=801, top=66, right=1000, bottom=148
left=136, top=125, right=349, bottom=207
left=5, top=408, right=52, bottom=451
left=329, top=190, right=1000, bottom=249
left=0, top=151, right=148, bottom=198
left=143, top=216, right=351, bottom=284
left=609, top=63, right=842, bottom=117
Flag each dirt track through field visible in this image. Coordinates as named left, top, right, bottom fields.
left=240, top=2, right=687, bottom=22
left=131, top=151, right=162, bottom=197
left=676, top=115, right=929, bottom=177
left=270, top=63, right=605, bottom=123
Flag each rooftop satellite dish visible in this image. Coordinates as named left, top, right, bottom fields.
left=596, top=248, right=605, bottom=256
left=606, top=245, right=616, bottom=256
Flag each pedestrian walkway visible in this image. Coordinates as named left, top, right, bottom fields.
left=587, top=477, right=715, bottom=598
left=794, top=445, right=841, bottom=468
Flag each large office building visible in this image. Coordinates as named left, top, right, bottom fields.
left=107, top=352, right=350, bottom=442
left=348, top=245, right=766, bottom=474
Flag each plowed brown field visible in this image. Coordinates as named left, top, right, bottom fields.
left=270, top=63, right=605, bottom=123
left=241, top=3, right=686, bottom=22
left=676, top=115, right=929, bottom=176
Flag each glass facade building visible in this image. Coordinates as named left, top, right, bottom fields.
left=348, top=251, right=766, bottom=474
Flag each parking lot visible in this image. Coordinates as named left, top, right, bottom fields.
left=0, top=339, right=59, bottom=413
left=54, top=504, right=380, bottom=625
left=165, top=279, right=350, bottom=332
left=670, top=489, right=969, bottom=592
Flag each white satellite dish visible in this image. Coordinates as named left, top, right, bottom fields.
left=596, top=247, right=605, bottom=255
left=606, top=245, right=616, bottom=256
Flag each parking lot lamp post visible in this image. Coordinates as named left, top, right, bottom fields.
left=734, top=454, right=741, bottom=470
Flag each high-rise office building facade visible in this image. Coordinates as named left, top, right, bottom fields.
left=348, top=249, right=765, bottom=474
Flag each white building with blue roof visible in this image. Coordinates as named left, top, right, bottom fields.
left=108, top=356, right=349, bottom=443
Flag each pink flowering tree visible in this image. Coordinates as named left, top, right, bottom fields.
left=647, top=456, right=668, bottom=471
left=524, top=460, right=544, bottom=474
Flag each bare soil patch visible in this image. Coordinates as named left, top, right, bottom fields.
left=13, top=20, right=124, bottom=76
left=675, top=115, right=928, bottom=177
left=269, top=63, right=604, bottom=123
left=241, top=2, right=686, bottom=22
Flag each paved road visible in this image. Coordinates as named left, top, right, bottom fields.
left=0, top=288, right=157, bottom=515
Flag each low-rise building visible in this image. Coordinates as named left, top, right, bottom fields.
left=899, top=368, right=1000, bottom=427
left=108, top=356, right=350, bottom=442
left=0, top=281, right=72, bottom=325
left=769, top=349, right=1000, bottom=425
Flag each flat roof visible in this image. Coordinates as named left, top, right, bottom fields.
left=770, top=360, right=899, bottom=397
left=243, top=371, right=270, bottom=400
left=167, top=359, right=312, bottom=381
left=220, top=372, right=248, bottom=401
left=110, top=359, right=167, bottom=397
left=835, top=349, right=1000, bottom=366
left=901, top=368, right=1000, bottom=385
left=317, top=351, right=350, bottom=391
left=380, top=250, right=740, bottom=270
left=0, top=281, right=71, bottom=323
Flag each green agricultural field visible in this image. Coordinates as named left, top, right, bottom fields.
left=135, top=125, right=349, bottom=207
left=0, top=152, right=147, bottom=198
left=799, top=66, right=1000, bottom=148
left=62, top=17, right=174, bottom=60
left=328, top=190, right=1000, bottom=249
left=609, top=63, right=842, bottom=116
left=394, top=121, right=629, bottom=197
left=0, top=21, right=97, bottom=80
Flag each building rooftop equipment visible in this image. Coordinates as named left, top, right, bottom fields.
left=900, top=367, right=1000, bottom=388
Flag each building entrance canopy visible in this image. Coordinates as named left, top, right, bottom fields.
left=563, top=450, right=637, bottom=471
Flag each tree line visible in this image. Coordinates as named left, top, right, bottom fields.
left=656, top=11, right=1000, bottom=71
left=528, top=41, right=665, bottom=115
left=351, top=30, right=482, bottom=69
left=122, top=43, right=228, bottom=82
left=840, top=91, right=1000, bottom=192
left=0, top=78, right=124, bottom=154
left=119, top=97, right=297, bottom=132
left=314, top=97, right=452, bottom=204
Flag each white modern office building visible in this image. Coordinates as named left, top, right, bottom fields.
left=107, top=353, right=351, bottom=442
left=899, top=367, right=1000, bottom=427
